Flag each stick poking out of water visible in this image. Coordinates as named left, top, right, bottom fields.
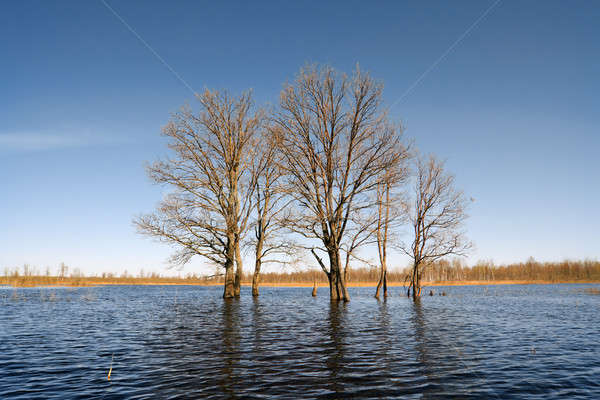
left=107, top=354, right=114, bottom=381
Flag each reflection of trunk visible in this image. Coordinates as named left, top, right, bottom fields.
left=326, top=302, right=347, bottom=388
left=234, top=241, right=242, bottom=297
left=220, top=298, right=240, bottom=393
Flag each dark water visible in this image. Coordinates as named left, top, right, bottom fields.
left=1, top=284, right=599, bottom=399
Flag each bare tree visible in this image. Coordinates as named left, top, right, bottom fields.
left=374, top=165, right=409, bottom=299
left=274, top=65, right=409, bottom=301
left=59, top=262, right=68, bottom=278
left=134, top=89, right=263, bottom=298
left=401, top=154, right=471, bottom=301
left=250, top=130, right=294, bottom=296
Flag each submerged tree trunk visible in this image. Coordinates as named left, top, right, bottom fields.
left=375, top=179, right=390, bottom=299
left=375, top=234, right=388, bottom=299
left=252, top=222, right=265, bottom=296
left=251, top=260, right=261, bottom=297
left=252, top=255, right=262, bottom=297
left=416, top=267, right=422, bottom=298
left=223, top=234, right=237, bottom=298
left=223, top=240, right=236, bottom=298
left=223, top=260, right=236, bottom=298
left=328, top=248, right=350, bottom=302
left=411, top=262, right=421, bottom=301
left=234, top=241, right=242, bottom=297
left=375, top=269, right=387, bottom=299
left=311, top=247, right=349, bottom=301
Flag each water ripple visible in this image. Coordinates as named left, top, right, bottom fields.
left=1, top=284, right=599, bottom=398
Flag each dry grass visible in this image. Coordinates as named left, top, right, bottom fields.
left=2, top=275, right=600, bottom=288
left=2, top=259, right=598, bottom=288
left=0, top=275, right=214, bottom=288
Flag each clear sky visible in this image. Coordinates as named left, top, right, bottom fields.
left=1, top=0, right=598, bottom=276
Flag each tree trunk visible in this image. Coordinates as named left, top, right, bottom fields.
left=312, top=279, right=317, bottom=296
left=410, top=266, right=417, bottom=300
left=375, top=266, right=387, bottom=299
left=384, top=271, right=388, bottom=297
left=234, top=241, right=242, bottom=297
left=417, top=268, right=421, bottom=297
left=328, top=270, right=337, bottom=301
left=223, top=235, right=237, bottom=298
left=252, top=237, right=263, bottom=296
left=252, top=257, right=261, bottom=297
left=223, top=261, right=236, bottom=298
left=411, top=262, right=421, bottom=301
left=328, top=248, right=349, bottom=302
left=376, top=180, right=390, bottom=299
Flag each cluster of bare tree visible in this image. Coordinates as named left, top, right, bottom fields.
left=135, top=65, right=471, bottom=301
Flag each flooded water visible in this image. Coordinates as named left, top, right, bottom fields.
left=1, top=284, right=599, bottom=399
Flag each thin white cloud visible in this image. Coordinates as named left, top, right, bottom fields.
left=0, top=132, right=125, bottom=152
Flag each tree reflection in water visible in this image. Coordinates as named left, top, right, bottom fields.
left=375, top=297, right=393, bottom=376
left=411, top=299, right=432, bottom=376
left=326, top=301, right=348, bottom=396
left=4, top=286, right=590, bottom=398
left=219, top=298, right=241, bottom=398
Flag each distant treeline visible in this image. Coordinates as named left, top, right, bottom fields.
left=1, top=259, right=598, bottom=287
left=416, top=259, right=600, bottom=283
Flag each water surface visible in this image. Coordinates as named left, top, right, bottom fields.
left=1, top=284, right=599, bottom=399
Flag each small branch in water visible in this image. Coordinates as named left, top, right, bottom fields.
left=107, top=354, right=114, bottom=381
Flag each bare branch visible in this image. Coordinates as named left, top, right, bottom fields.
left=400, top=153, right=472, bottom=300
left=274, top=64, right=410, bottom=301
left=134, top=89, right=264, bottom=298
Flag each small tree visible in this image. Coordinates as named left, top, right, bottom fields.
left=250, top=130, right=294, bottom=296
left=275, top=65, right=409, bottom=301
left=135, top=90, right=263, bottom=298
left=374, top=165, right=409, bottom=299
left=401, top=154, right=471, bottom=300
left=59, top=262, right=68, bottom=278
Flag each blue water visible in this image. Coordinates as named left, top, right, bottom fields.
left=1, top=284, right=599, bottom=399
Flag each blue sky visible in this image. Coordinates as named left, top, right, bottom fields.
left=1, top=0, right=598, bottom=276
